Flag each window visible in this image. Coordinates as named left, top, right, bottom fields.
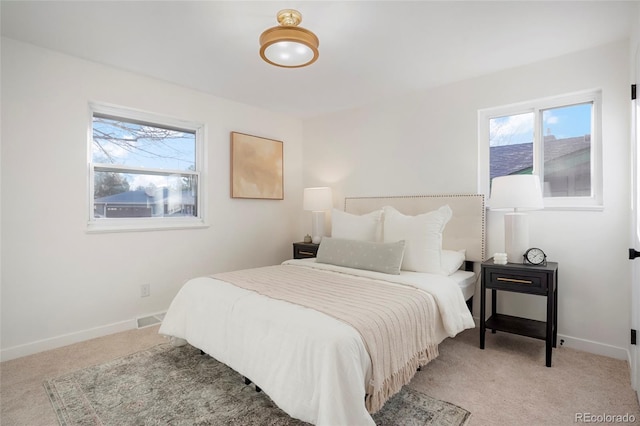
left=478, top=90, right=602, bottom=209
left=88, top=104, right=206, bottom=232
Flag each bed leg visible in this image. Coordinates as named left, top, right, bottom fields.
left=243, top=376, right=261, bottom=392
left=200, top=350, right=205, bottom=355
left=466, top=296, right=473, bottom=313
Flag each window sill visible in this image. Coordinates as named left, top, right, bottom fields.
left=541, top=205, right=604, bottom=212
left=486, top=204, right=604, bottom=213
left=542, top=197, right=604, bottom=211
left=87, top=218, right=209, bottom=234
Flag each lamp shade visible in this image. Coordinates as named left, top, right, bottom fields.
left=489, top=175, right=544, bottom=211
left=303, top=187, right=332, bottom=211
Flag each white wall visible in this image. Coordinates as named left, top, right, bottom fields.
left=1, top=36, right=633, bottom=361
left=0, top=38, right=304, bottom=360
left=303, top=40, right=632, bottom=359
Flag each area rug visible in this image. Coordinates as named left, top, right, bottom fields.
left=44, top=344, right=470, bottom=426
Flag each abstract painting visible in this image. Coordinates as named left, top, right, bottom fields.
left=231, top=132, right=283, bottom=199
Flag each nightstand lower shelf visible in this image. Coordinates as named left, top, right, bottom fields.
left=485, top=314, right=547, bottom=341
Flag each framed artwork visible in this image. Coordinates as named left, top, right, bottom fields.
left=231, top=132, right=284, bottom=200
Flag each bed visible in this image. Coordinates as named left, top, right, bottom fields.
left=159, top=194, right=485, bottom=426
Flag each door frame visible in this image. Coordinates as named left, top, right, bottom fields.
left=631, top=42, right=640, bottom=401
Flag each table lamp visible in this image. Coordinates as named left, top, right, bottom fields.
left=303, top=187, right=332, bottom=244
left=489, top=175, right=544, bottom=263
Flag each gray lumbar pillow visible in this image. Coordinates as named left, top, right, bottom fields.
left=315, top=237, right=406, bottom=275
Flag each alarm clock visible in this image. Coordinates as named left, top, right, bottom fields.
left=523, top=247, right=547, bottom=266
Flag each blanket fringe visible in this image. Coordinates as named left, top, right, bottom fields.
left=365, top=344, right=439, bottom=413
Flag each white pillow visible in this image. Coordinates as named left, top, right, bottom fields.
left=331, top=208, right=383, bottom=242
left=439, top=249, right=466, bottom=276
left=382, top=205, right=452, bottom=273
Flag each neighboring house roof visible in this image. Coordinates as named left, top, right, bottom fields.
left=490, top=142, right=534, bottom=180
left=544, top=135, right=591, bottom=162
left=95, top=188, right=195, bottom=204
left=95, top=189, right=148, bottom=204
left=490, top=135, right=590, bottom=179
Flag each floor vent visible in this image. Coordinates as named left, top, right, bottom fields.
left=136, top=312, right=166, bottom=329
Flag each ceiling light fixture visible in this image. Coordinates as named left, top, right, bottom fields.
left=259, top=9, right=319, bottom=68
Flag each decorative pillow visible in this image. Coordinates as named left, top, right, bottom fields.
left=382, top=205, right=452, bottom=273
left=439, top=249, right=466, bottom=276
left=331, top=208, right=383, bottom=242
left=315, top=237, right=406, bottom=275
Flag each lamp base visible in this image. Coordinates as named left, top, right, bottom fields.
left=505, top=213, right=529, bottom=263
left=311, top=211, right=325, bottom=245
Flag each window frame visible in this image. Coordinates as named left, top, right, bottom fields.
left=87, top=102, right=208, bottom=233
left=478, top=90, right=603, bottom=211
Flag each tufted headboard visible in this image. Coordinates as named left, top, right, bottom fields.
left=344, top=194, right=486, bottom=262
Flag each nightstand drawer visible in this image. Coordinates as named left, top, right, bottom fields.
left=485, top=268, right=548, bottom=294
left=293, top=242, right=319, bottom=259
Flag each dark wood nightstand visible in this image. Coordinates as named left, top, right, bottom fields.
left=480, top=258, right=559, bottom=367
left=293, top=242, right=319, bottom=259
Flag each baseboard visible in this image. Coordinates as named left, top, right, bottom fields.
left=470, top=316, right=629, bottom=361
left=553, top=334, right=628, bottom=360
left=2, top=316, right=630, bottom=363
left=0, top=319, right=137, bottom=362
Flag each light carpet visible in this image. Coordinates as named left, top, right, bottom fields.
left=43, top=344, right=470, bottom=425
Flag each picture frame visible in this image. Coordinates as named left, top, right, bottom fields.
left=230, top=132, right=284, bottom=200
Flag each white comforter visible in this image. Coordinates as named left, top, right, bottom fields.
left=159, top=259, right=475, bottom=426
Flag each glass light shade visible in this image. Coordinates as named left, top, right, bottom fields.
left=303, top=187, right=332, bottom=211
left=264, top=41, right=315, bottom=67
left=489, top=175, right=544, bottom=211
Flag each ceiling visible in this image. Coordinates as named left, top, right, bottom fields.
left=1, top=1, right=637, bottom=118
